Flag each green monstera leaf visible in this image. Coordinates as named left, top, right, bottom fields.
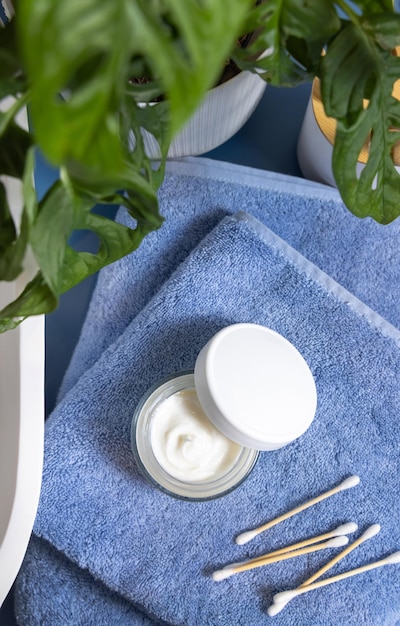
left=321, top=12, right=400, bottom=223
left=1, top=0, right=400, bottom=331
left=232, top=0, right=341, bottom=85
left=0, top=0, right=250, bottom=330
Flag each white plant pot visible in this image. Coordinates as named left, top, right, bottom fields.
left=0, top=106, right=44, bottom=606
left=137, top=70, right=267, bottom=159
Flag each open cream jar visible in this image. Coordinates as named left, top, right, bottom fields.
left=131, top=324, right=317, bottom=500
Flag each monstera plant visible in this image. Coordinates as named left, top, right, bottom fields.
left=1, top=0, right=400, bottom=331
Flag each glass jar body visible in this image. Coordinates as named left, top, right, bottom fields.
left=131, top=372, right=259, bottom=500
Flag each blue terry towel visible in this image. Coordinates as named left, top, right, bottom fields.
left=58, top=157, right=400, bottom=401
left=19, top=211, right=400, bottom=626
left=14, top=536, right=159, bottom=626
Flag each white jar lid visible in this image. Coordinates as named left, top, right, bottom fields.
left=194, top=323, right=317, bottom=451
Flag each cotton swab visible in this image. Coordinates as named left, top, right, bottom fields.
left=298, top=523, right=380, bottom=588
left=235, top=475, right=360, bottom=545
left=212, top=536, right=349, bottom=581
left=212, top=523, right=357, bottom=580
left=267, top=551, right=400, bottom=617
left=220, top=522, right=358, bottom=571
left=267, top=524, right=380, bottom=616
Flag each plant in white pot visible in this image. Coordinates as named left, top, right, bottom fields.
left=0, top=0, right=260, bottom=331
left=0, top=0, right=399, bottom=329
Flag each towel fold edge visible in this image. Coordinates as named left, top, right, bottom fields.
left=236, top=210, right=400, bottom=347
left=166, top=157, right=341, bottom=199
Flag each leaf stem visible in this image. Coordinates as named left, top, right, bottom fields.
left=334, top=0, right=360, bottom=24
left=0, top=90, right=30, bottom=137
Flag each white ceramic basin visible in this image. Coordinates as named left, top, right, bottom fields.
left=0, top=168, right=44, bottom=606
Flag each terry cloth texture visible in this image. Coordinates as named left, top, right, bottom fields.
left=16, top=207, right=400, bottom=625
left=14, top=536, right=162, bottom=626
left=58, top=157, right=400, bottom=401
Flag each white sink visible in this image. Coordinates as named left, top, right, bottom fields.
left=0, top=167, right=44, bottom=605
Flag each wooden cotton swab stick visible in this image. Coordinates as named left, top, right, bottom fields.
left=212, top=525, right=356, bottom=580
left=223, top=522, right=358, bottom=570
left=298, top=523, right=380, bottom=588
left=212, top=536, right=349, bottom=581
left=235, top=475, right=360, bottom=545
left=267, top=524, right=381, bottom=616
left=267, top=551, right=400, bottom=617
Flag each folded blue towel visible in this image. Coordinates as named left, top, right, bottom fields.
left=14, top=536, right=158, bottom=626
left=17, top=210, right=400, bottom=625
left=58, top=157, right=400, bottom=401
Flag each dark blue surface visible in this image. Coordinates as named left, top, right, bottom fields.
left=1, top=83, right=311, bottom=625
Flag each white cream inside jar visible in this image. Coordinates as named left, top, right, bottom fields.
left=150, top=388, right=241, bottom=482
left=131, top=372, right=258, bottom=500
left=131, top=323, right=317, bottom=500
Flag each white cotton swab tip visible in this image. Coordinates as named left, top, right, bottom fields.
left=211, top=568, right=235, bottom=582
left=334, top=522, right=358, bottom=536
left=326, top=535, right=349, bottom=548
left=267, top=599, right=291, bottom=617
left=338, top=475, right=360, bottom=491
left=235, top=529, right=258, bottom=545
left=360, top=523, right=381, bottom=541
left=384, top=551, right=400, bottom=565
